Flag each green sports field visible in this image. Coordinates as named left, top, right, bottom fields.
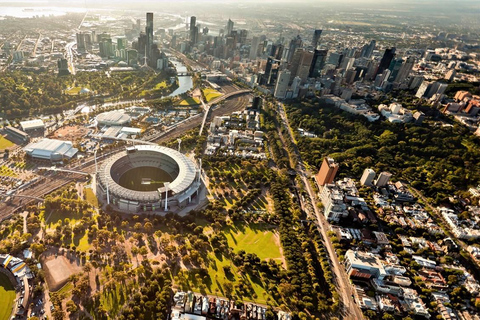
left=118, top=166, right=173, bottom=191
left=0, top=273, right=15, bottom=320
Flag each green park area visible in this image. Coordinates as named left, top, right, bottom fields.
left=65, top=87, right=82, bottom=95
left=0, top=165, right=17, bottom=177
left=181, top=223, right=283, bottom=304
left=222, top=223, right=283, bottom=262
left=0, top=136, right=14, bottom=150
left=203, top=88, right=222, bottom=102
left=179, top=97, right=201, bottom=106
left=0, top=273, right=15, bottom=320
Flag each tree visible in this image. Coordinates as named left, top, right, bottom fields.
left=66, top=300, right=78, bottom=314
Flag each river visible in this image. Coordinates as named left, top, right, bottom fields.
left=168, top=60, right=193, bottom=97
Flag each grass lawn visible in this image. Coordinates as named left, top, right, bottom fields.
left=0, top=136, right=14, bottom=150
left=65, top=87, right=82, bottom=95
left=86, top=282, right=128, bottom=317
left=154, top=81, right=167, bottom=90
left=222, top=223, right=282, bottom=262
left=181, top=223, right=283, bottom=304
left=203, top=88, right=223, bottom=102
left=0, top=273, right=15, bottom=320
left=84, top=188, right=98, bottom=207
left=179, top=97, right=201, bottom=106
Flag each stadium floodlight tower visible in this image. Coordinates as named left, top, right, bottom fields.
left=104, top=164, right=110, bottom=204
left=164, top=182, right=170, bottom=211
left=177, top=138, right=182, bottom=152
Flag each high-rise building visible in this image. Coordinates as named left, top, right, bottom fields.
left=312, top=29, right=322, bottom=49
left=360, top=168, right=376, bottom=186
left=296, top=50, right=314, bottom=82
left=287, top=35, right=302, bottom=63
left=274, top=70, right=291, bottom=99
left=262, top=56, right=281, bottom=86
left=394, top=57, right=415, bottom=84
left=117, top=38, right=127, bottom=51
left=375, top=47, right=396, bottom=78
left=57, top=58, right=70, bottom=76
left=250, top=36, right=260, bottom=60
left=146, top=12, right=154, bottom=62
left=190, top=16, right=197, bottom=44
left=375, top=172, right=392, bottom=187
left=388, top=58, right=404, bottom=82
left=316, top=157, right=339, bottom=186
left=99, top=38, right=113, bottom=58
left=226, top=19, right=234, bottom=36
left=309, top=49, right=328, bottom=78
left=76, top=33, right=86, bottom=52
left=364, top=40, right=376, bottom=58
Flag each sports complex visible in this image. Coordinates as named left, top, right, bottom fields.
left=96, top=145, right=201, bottom=212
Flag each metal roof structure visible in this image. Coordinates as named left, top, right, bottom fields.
left=20, top=119, right=45, bottom=131
left=24, top=138, right=78, bottom=161
left=96, top=110, right=131, bottom=126
left=98, top=145, right=198, bottom=202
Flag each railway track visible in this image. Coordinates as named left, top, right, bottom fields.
left=0, top=94, right=251, bottom=221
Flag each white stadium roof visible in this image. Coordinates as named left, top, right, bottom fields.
left=24, top=138, right=78, bottom=160
left=96, top=110, right=131, bottom=126
left=98, top=145, right=198, bottom=202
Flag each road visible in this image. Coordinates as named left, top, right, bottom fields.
left=65, top=41, right=76, bottom=75
left=0, top=93, right=250, bottom=221
left=276, top=103, right=364, bottom=320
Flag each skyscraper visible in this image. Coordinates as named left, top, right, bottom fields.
left=287, top=35, right=302, bottom=63
left=375, top=47, right=396, bottom=78
left=250, top=36, right=260, bottom=60
left=364, top=40, right=376, bottom=58
left=146, top=12, right=154, bottom=62
left=388, top=58, right=404, bottom=82
left=394, top=57, right=415, bottom=84
left=312, top=29, right=322, bottom=49
left=309, top=49, right=328, bottom=78
left=190, top=16, right=197, bottom=44
left=274, top=70, right=291, bottom=99
left=316, top=157, right=339, bottom=186
left=76, top=33, right=86, bottom=52
left=226, top=19, right=234, bottom=36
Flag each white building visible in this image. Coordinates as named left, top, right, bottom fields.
left=24, top=138, right=78, bottom=162
left=345, top=250, right=387, bottom=280
left=274, top=70, right=291, bottom=99
left=360, top=168, right=376, bottom=186
left=96, top=110, right=131, bottom=127
left=375, top=172, right=392, bottom=187
left=20, top=119, right=45, bottom=132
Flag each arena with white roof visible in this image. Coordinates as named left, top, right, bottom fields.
left=24, top=138, right=78, bottom=162
left=96, top=145, right=201, bottom=212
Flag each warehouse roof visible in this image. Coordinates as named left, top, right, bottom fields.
left=20, top=119, right=45, bottom=131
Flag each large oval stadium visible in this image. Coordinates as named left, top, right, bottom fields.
left=96, top=145, right=201, bottom=212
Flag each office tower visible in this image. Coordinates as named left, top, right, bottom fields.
left=127, top=49, right=137, bottom=66
left=239, top=30, right=248, bottom=45
left=251, top=96, right=262, bottom=110
left=146, top=12, right=154, bottom=61
left=250, top=36, right=260, bottom=60
left=375, top=172, right=392, bottom=187
left=76, top=33, right=86, bottom=52
left=395, top=57, right=415, bottom=84
left=203, top=27, right=209, bottom=35
left=409, top=75, right=424, bottom=90
left=262, top=57, right=281, bottom=86
left=296, top=50, right=314, bottom=82
left=312, top=29, right=322, bottom=49
left=274, top=70, right=291, bottom=99
left=316, top=157, right=339, bottom=186
left=327, top=52, right=342, bottom=67
left=84, top=33, right=92, bottom=51
left=99, top=38, right=113, bottom=58
left=364, top=40, right=376, bottom=58
left=226, top=19, right=234, bottom=36
left=375, top=47, right=396, bottom=77
left=388, top=58, right=404, bottom=81
left=117, top=38, right=127, bottom=51
left=287, top=35, right=302, bottom=63
left=445, top=69, right=456, bottom=82
left=57, top=58, right=70, bottom=76
left=291, top=76, right=301, bottom=97
left=309, top=49, right=328, bottom=78
left=360, top=169, right=376, bottom=186
left=190, top=16, right=197, bottom=44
